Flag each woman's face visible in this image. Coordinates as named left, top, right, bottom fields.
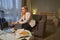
left=22, top=7, right=26, bottom=14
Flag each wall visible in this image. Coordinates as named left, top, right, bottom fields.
left=31, top=0, right=60, bottom=15
left=27, top=0, right=31, bottom=12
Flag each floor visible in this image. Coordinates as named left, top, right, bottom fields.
left=44, top=27, right=60, bottom=40
left=44, top=23, right=60, bottom=40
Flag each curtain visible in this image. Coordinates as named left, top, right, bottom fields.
left=0, top=0, right=22, bottom=22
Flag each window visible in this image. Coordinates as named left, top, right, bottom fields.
left=16, top=0, right=19, bottom=9
left=0, top=0, right=22, bottom=22
left=1, top=0, right=13, bottom=9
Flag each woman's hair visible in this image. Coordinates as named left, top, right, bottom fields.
left=22, top=6, right=28, bottom=12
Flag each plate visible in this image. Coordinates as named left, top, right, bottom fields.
left=15, top=29, right=32, bottom=39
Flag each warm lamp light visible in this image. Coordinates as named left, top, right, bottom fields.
left=32, top=9, right=37, bottom=15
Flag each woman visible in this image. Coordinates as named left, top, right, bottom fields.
left=13, top=6, right=36, bottom=31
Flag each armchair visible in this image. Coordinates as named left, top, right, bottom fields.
left=32, top=15, right=47, bottom=40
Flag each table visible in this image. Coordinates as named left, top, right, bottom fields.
left=0, top=30, right=17, bottom=40
left=0, top=29, right=32, bottom=40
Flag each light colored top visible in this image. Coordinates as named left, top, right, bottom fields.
left=17, top=12, right=36, bottom=28
left=17, top=12, right=31, bottom=24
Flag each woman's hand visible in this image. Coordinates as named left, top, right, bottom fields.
left=11, top=22, right=17, bottom=25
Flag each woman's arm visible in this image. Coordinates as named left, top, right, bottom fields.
left=18, top=12, right=31, bottom=24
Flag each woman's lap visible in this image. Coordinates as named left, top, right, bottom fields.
left=22, top=23, right=32, bottom=31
